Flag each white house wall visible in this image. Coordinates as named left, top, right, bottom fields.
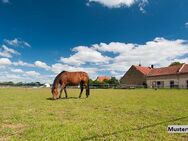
left=146, top=74, right=188, bottom=88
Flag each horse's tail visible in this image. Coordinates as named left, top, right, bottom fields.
left=86, top=78, right=90, bottom=97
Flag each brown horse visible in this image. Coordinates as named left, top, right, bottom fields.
left=51, top=71, right=90, bottom=100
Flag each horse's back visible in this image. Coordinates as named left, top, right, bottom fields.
left=64, top=71, right=88, bottom=77
left=60, top=71, right=89, bottom=85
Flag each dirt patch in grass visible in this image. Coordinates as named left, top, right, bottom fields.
left=0, top=123, right=26, bottom=141
left=2, top=123, right=25, bottom=130
left=0, top=136, right=11, bottom=141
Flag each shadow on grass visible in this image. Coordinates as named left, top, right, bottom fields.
left=46, top=97, right=86, bottom=100
left=81, top=116, right=188, bottom=141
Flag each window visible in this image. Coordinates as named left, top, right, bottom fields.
left=156, top=81, right=164, bottom=88
left=156, top=81, right=161, bottom=88
left=157, top=81, right=161, bottom=86
left=170, top=81, right=174, bottom=88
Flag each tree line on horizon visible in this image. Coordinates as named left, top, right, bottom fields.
left=0, top=81, right=44, bottom=87
left=0, top=77, right=120, bottom=88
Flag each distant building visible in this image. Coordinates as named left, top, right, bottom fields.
left=120, top=64, right=188, bottom=88
left=44, top=83, right=51, bottom=88
left=96, top=76, right=111, bottom=82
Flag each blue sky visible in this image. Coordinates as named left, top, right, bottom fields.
left=0, top=0, right=188, bottom=82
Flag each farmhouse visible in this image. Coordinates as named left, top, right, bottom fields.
left=120, top=64, right=188, bottom=88
left=120, top=65, right=152, bottom=87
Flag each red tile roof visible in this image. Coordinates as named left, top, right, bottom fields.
left=133, top=64, right=188, bottom=77
left=97, top=76, right=111, bottom=82
left=180, top=64, right=188, bottom=74
left=133, top=65, right=152, bottom=75
left=147, top=64, right=183, bottom=76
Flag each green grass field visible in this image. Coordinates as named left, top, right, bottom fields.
left=0, top=88, right=188, bottom=141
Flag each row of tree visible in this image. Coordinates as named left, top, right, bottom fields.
left=0, top=81, right=44, bottom=87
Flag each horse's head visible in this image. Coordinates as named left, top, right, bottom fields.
left=51, top=87, right=58, bottom=100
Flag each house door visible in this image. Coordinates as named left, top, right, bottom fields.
left=170, top=81, right=174, bottom=88
left=187, top=80, right=188, bottom=89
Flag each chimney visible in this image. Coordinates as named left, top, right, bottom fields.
left=139, top=64, right=141, bottom=66
left=151, top=64, right=154, bottom=68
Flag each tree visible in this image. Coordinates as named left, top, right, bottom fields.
left=15, top=82, right=23, bottom=86
left=89, top=79, right=93, bottom=84
left=108, top=77, right=119, bottom=85
left=169, top=62, right=182, bottom=66
left=89, top=77, right=120, bottom=88
left=101, top=77, right=119, bottom=87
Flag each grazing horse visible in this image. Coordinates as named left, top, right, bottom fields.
left=51, top=71, right=90, bottom=100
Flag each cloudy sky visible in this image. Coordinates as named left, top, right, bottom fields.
left=0, top=0, right=188, bottom=83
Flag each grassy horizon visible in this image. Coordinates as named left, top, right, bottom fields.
left=0, top=88, right=188, bottom=141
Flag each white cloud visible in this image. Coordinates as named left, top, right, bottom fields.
left=0, top=45, right=20, bottom=58
left=0, top=69, right=50, bottom=83
left=0, top=66, right=52, bottom=83
left=0, top=74, right=24, bottom=82
left=185, top=22, right=188, bottom=28
left=93, top=42, right=135, bottom=53
left=34, top=61, right=51, bottom=70
left=60, top=46, right=111, bottom=66
left=94, top=37, right=188, bottom=72
left=51, top=63, right=96, bottom=73
left=26, top=71, right=40, bottom=77
left=58, top=37, right=188, bottom=79
left=11, top=69, right=23, bottom=73
left=87, top=0, right=148, bottom=12
left=138, top=0, right=148, bottom=13
left=0, top=58, right=12, bottom=66
left=1, top=0, right=9, bottom=3
left=13, top=60, right=34, bottom=67
left=88, top=0, right=135, bottom=7
left=51, top=63, right=98, bottom=79
left=4, top=38, right=31, bottom=48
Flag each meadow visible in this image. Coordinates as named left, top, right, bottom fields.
left=0, top=88, right=188, bottom=141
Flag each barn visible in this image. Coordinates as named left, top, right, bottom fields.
left=120, top=65, right=152, bottom=88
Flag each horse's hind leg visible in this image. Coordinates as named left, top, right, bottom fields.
left=64, top=87, right=68, bottom=98
left=79, top=84, right=84, bottom=98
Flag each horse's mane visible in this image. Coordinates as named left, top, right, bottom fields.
left=52, top=71, right=67, bottom=89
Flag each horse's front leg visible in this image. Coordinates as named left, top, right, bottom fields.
left=79, top=85, right=84, bottom=98
left=59, top=87, right=63, bottom=99
left=64, top=87, right=68, bottom=98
